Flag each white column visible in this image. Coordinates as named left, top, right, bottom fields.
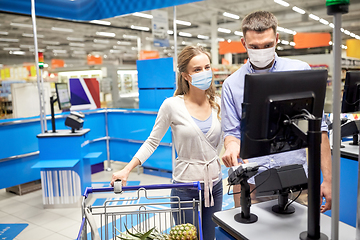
left=224, top=53, right=232, bottom=65
left=211, top=15, right=218, bottom=66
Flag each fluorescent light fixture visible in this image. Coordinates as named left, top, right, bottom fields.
left=319, top=19, right=329, bottom=25
left=329, top=41, right=333, bottom=45
left=218, top=28, right=231, bottom=33
left=43, top=40, right=60, bottom=45
left=341, top=45, right=347, bottom=49
left=277, top=26, right=296, bottom=35
left=10, top=22, right=33, bottom=28
left=67, top=37, right=84, bottom=41
left=70, top=47, right=85, bottom=50
left=0, top=31, right=8, bottom=35
left=341, top=28, right=344, bottom=32
left=92, top=44, right=107, bottom=48
left=292, top=6, right=305, bottom=14
left=0, top=38, right=19, bottom=42
left=223, top=12, right=240, bottom=20
left=277, top=46, right=284, bottom=51
left=51, top=27, right=74, bottom=32
left=94, top=39, right=109, bottom=44
left=3, top=47, right=20, bottom=51
left=22, top=33, right=44, bottom=38
left=355, top=35, right=360, bottom=40
left=167, top=30, right=174, bottom=35
left=197, top=43, right=207, bottom=47
left=179, top=32, right=192, bottom=37
left=234, top=31, right=243, bottom=36
left=20, top=45, right=34, bottom=48
left=113, top=45, right=126, bottom=49
left=227, top=39, right=232, bottom=43
left=217, top=38, right=225, bottom=42
left=175, top=20, right=191, bottom=26
left=90, top=20, right=111, bottom=25
left=197, top=35, right=209, bottom=40
left=96, top=32, right=116, bottom=37
left=309, top=14, right=320, bottom=21
left=123, top=34, right=138, bottom=39
left=9, top=51, right=25, bottom=55
left=132, top=12, right=153, bottom=19
left=131, top=25, right=150, bottom=31
left=181, top=41, right=192, bottom=45
left=290, top=42, right=296, bottom=46
left=69, top=42, right=85, bottom=47
left=117, top=41, right=132, bottom=45
left=274, top=0, right=290, bottom=7
left=281, top=40, right=289, bottom=45
left=110, top=49, right=122, bottom=53
left=53, top=49, right=67, bottom=53
left=344, top=30, right=351, bottom=35
left=131, top=47, right=138, bottom=51
left=329, top=23, right=334, bottom=28
left=46, top=46, right=63, bottom=50
left=73, top=50, right=87, bottom=54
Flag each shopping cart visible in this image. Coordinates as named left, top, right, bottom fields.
left=77, top=181, right=203, bottom=240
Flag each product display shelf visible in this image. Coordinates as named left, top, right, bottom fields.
left=213, top=70, right=230, bottom=95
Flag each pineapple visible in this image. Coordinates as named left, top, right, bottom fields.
left=169, top=223, right=197, bottom=240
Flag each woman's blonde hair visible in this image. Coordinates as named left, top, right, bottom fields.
left=174, top=45, right=220, bottom=120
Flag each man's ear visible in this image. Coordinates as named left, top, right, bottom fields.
left=275, top=32, right=279, bottom=46
left=241, top=37, right=247, bottom=50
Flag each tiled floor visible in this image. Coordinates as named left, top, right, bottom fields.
left=0, top=162, right=230, bottom=240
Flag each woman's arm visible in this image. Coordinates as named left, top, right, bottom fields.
left=110, top=157, right=141, bottom=186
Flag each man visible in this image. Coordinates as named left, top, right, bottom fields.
left=221, top=10, right=332, bottom=213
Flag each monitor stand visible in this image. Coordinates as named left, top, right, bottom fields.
left=272, top=192, right=295, bottom=214
left=234, top=178, right=258, bottom=224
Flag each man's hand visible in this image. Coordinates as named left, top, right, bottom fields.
left=320, top=181, right=331, bottom=213
left=222, top=136, right=242, bottom=167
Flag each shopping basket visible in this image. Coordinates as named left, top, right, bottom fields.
left=77, top=181, right=203, bottom=240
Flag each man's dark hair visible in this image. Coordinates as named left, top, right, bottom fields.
left=242, top=11, right=278, bottom=37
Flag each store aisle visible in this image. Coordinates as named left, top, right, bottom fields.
left=0, top=162, right=232, bottom=240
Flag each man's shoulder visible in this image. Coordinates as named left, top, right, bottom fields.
left=276, top=56, right=310, bottom=70
left=223, top=65, right=249, bottom=86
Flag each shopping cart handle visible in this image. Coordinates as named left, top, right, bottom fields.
left=83, top=182, right=201, bottom=198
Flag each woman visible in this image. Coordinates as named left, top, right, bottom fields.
left=110, top=46, right=223, bottom=240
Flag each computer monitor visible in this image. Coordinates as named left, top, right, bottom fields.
left=240, top=69, right=328, bottom=159
left=341, top=71, right=360, bottom=113
left=55, top=83, right=71, bottom=110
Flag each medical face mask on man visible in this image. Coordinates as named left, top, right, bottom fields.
left=189, top=70, right=213, bottom=90
left=247, top=46, right=276, bottom=69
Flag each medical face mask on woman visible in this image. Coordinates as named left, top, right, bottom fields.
left=247, top=46, right=276, bottom=69
left=189, top=70, right=213, bottom=90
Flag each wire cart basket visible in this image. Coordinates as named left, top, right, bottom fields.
left=77, top=182, right=203, bottom=240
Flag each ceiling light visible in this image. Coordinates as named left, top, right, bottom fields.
left=92, top=44, right=107, bottom=48
left=355, top=35, right=360, bottom=40
left=329, top=23, right=334, bottom=28
left=341, top=45, right=347, bottom=49
left=309, top=14, right=320, bottom=21
left=9, top=51, right=25, bottom=55
left=69, top=42, right=85, bottom=47
left=131, top=25, right=150, bottom=31
left=167, top=30, right=174, bottom=35
left=132, top=12, right=153, bottom=19
left=341, top=28, right=344, bottom=32
left=52, top=49, right=67, bottom=53
left=290, top=42, right=296, bottom=46
left=329, top=41, right=333, bottom=45
left=73, top=50, right=87, bottom=54
left=131, top=47, right=138, bottom=51
left=90, top=20, right=111, bottom=25
left=234, top=31, right=243, bottom=36
left=0, top=31, right=8, bottom=35
left=123, top=34, right=138, bottom=39
left=113, top=45, right=126, bottom=49
left=277, top=46, right=284, bottom=51
left=0, top=38, right=19, bottom=42
left=3, top=47, right=20, bottom=51
left=197, top=43, right=207, bottom=47
left=227, top=39, right=231, bottom=43
left=292, top=6, right=306, bottom=14
left=42, top=40, right=60, bottom=45
left=46, top=46, right=63, bottom=50
left=145, top=37, right=153, bottom=41
left=117, top=41, right=132, bottom=45
left=70, top=47, right=85, bottom=50
left=281, top=40, right=289, bottom=45
left=350, top=33, right=356, bottom=38
left=217, top=38, right=225, bottom=42
left=274, top=0, right=290, bottom=7
left=181, top=41, right=192, bottom=45
left=110, top=49, right=122, bottom=53
left=94, top=39, right=109, bottom=44
left=96, top=32, right=115, bottom=37
left=344, top=30, right=351, bottom=35
left=22, top=33, right=44, bottom=38
left=197, top=35, right=209, bottom=40
left=67, top=37, right=84, bottom=41
left=175, top=20, right=191, bottom=26
left=10, top=22, right=33, bottom=28
left=218, top=28, right=231, bottom=33
left=179, top=32, right=192, bottom=37
left=223, top=12, right=240, bottom=20
left=319, top=19, right=329, bottom=25
left=51, top=27, right=74, bottom=32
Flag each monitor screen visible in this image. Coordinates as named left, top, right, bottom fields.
left=240, top=69, right=328, bottom=159
left=341, top=71, right=360, bottom=113
left=55, top=83, right=71, bottom=110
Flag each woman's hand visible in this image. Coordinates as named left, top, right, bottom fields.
left=110, top=169, right=130, bottom=187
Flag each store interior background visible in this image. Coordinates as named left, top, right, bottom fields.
left=1, top=0, right=360, bottom=118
